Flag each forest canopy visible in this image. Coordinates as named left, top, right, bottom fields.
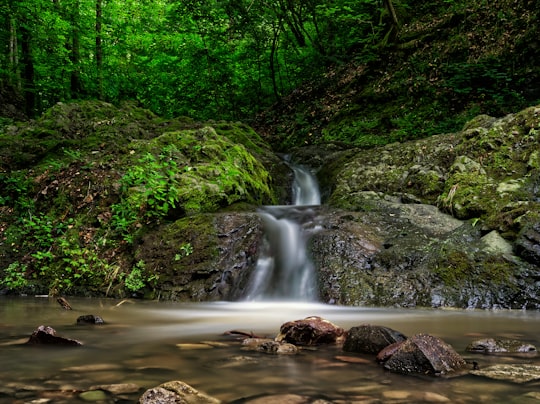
left=1, top=0, right=415, bottom=119
left=1, top=0, right=539, bottom=146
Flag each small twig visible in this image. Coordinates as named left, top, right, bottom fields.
left=57, top=297, right=73, bottom=310
left=223, top=330, right=265, bottom=339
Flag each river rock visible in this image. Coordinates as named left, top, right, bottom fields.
left=376, top=340, right=405, bottom=363
left=76, top=314, right=105, bottom=325
left=466, top=338, right=537, bottom=354
left=242, top=338, right=298, bottom=354
left=342, top=324, right=407, bottom=354
left=240, top=393, right=319, bottom=403
left=470, top=364, right=540, bottom=383
left=139, top=380, right=221, bottom=404
left=275, top=316, right=345, bottom=345
left=383, top=333, right=466, bottom=376
left=26, top=325, right=82, bottom=346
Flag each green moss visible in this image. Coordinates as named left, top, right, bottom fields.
left=111, top=126, right=276, bottom=240
left=212, top=121, right=269, bottom=156
left=438, top=170, right=496, bottom=219
left=434, top=248, right=515, bottom=289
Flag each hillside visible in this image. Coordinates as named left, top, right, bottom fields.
left=253, top=0, right=540, bottom=150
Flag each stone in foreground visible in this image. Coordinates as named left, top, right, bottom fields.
left=383, top=333, right=466, bottom=376
left=26, top=325, right=82, bottom=346
left=276, top=316, right=345, bottom=345
left=139, top=380, right=221, bottom=404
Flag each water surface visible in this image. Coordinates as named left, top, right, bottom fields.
left=1, top=297, right=540, bottom=403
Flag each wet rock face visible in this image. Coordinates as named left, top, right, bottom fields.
left=382, top=333, right=466, bottom=376
left=515, top=219, right=540, bottom=265
left=308, top=106, right=540, bottom=309
left=466, top=338, right=537, bottom=354
left=276, top=316, right=345, bottom=345
left=343, top=324, right=407, bottom=354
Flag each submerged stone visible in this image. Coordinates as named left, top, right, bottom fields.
left=470, top=364, right=540, bottom=384
left=466, top=338, right=537, bottom=354
left=139, top=380, right=221, bottom=404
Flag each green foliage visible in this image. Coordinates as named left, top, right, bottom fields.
left=0, top=262, right=29, bottom=290
left=125, top=260, right=147, bottom=292
left=175, top=243, right=193, bottom=261
left=443, top=58, right=526, bottom=115
left=111, top=148, right=185, bottom=240
left=111, top=127, right=275, bottom=241
left=0, top=171, right=35, bottom=212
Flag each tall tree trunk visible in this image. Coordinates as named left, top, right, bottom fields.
left=269, top=21, right=282, bottom=102
left=70, top=0, right=82, bottom=99
left=9, top=16, right=21, bottom=90
left=96, top=0, right=103, bottom=99
left=19, top=22, right=35, bottom=117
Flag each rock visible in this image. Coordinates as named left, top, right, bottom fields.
left=139, top=380, right=221, bottom=404
left=241, top=338, right=298, bottom=354
left=466, top=338, right=537, bottom=354
left=240, top=393, right=313, bottom=404
left=382, top=333, right=466, bottom=376
left=275, top=316, right=345, bottom=345
left=479, top=230, right=513, bottom=255
left=79, top=390, right=108, bottom=401
left=76, top=314, right=105, bottom=325
left=515, top=219, right=540, bottom=265
left=90, top=383, right=140, bottom=394
left=26, top=325, right=82, bottom=346
left=470, top=364, right=540, bottom=383
left=342, top=324, right=407, bottom=354
left=376, top=340, right=405, bottom=363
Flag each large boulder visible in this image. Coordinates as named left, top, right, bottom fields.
left=382, top=333, right=466, bottom=376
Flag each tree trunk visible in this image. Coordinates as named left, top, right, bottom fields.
left=269, top=21, right=282, bottom=102
left=9, top=16, right=21, bottom=90
left=383, top=0, right=400, bottom=33
left=70, top=0, right=82, bottom=98
left=96, top=0, right=103, bottom=99
left=19, top=22, right=35, bottom=117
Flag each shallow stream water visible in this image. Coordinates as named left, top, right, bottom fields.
left=1, top=296, right=540, bottom=403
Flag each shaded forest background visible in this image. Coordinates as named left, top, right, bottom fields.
left=2, top=0, right=539, bottom=149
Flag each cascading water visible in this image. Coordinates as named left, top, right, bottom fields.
left=244, top=162, right=321, bottom=301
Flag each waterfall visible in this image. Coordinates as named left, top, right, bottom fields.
left=244, top=163, right=321, bottom=301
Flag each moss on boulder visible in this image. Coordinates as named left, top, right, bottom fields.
left=0, top=101, right=285, bottom=297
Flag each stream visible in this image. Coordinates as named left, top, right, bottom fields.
left=1, top=297, right=540, bottom=403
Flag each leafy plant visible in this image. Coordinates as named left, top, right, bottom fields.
left=111, top=149, right=183, bottom=241
left=0, top=262, right=29, bottom=290
left=125, top=260, right=147, bottom=292
left=175, top=242, right=193, bottom=261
